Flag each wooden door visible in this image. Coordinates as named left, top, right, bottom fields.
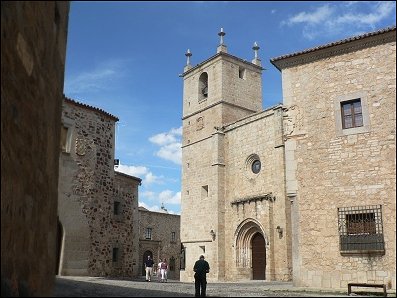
left=252, top=233, right=266, bottom=280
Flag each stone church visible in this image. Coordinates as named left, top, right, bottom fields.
left=180, top=26, right=396, bottom=291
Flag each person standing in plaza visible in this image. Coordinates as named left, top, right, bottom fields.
left=193, top=255, right=210, bottom=297
left=144, top=255, right=154, bottom=282
left=160, top=258, right=168, bottom=282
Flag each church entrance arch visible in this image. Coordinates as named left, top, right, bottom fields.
left=235, top=219, right=267, bottom=280
left=142, top=250, right=153, bottom=276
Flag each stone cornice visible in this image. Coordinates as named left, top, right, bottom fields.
left=231, top=193, right=276, bottom=207
left=271, top=26, right=396, bottom=71
left=114, top=170, right=142, bottom=184
left=182, top=100, right=257, bottom=120
left=182, top=51, right=264, bottom=77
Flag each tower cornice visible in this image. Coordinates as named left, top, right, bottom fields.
left=181, top=51, right=264, bottom=77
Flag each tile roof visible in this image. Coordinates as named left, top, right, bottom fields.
left=270, top=26, right=396, bottom=66
left=64, top=96, right=119, bottom=121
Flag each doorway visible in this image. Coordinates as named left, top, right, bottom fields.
left=56, top=217, right=63, bottom=275
left=252, top=233, right=266, bottom=280
left=142, top=250, right=153, bottom=276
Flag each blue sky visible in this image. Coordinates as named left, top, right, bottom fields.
left=64, top=1, right=396, bottom=214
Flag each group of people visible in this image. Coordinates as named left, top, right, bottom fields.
left=144, top=256, right=168, bottom=282
left=144, top=254, right=210, bottom=297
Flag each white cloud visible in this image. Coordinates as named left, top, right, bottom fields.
left=141, top=191, right=156, bottom=199
left=282, top=2, right=396, bottom=40
left=159, top=190, right=181, bottom=205
left=149, top=127, right=182, bottom=165
left=284, top=4, right=334, bottom=26
left=65, top=59, right=126, bottom=94
left=115, top=164, right=163, bottom=186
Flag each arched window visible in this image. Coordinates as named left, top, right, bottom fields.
left=198, top=72, right=208, bottom=101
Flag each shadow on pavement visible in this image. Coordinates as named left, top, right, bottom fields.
left=54, top=277, right=194, bottom=297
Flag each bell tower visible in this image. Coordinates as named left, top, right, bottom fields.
left=180, top=29, right=264, bottom=282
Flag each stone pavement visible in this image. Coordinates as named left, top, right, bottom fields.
left=54, top=276, right=363, bottom=297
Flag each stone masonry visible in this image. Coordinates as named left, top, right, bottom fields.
left=180, top=26, right=396, bottom=292
left=272, top=27, right=396, bottom=290
left=180, top=37, right=291, bottom=283
left=58, top=97, right=141, bottom=278
left=139, top=207, right=181, bottom=280
left=1, top=2, right=70, bottom=296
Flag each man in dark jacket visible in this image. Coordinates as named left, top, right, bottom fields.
left=193, top=255, right=210, bottom=297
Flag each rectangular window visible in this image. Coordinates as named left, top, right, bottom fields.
left=341, top=99, right=363, bottom=129
left=201, top=185, right=208, bottom=198
left=171, top=232, right=176, bottom=242
left=145, top=228, right=152, bottom=240
left=112, top=247, right=119, bottom=262
left=239, top=67, right=246, bottom=79
left=338, top=205, right=384, bottom=254
left=114, top=201, right=121, bottom=215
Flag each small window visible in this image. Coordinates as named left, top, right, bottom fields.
left=252, top=160, right=261, bottom=174
left=341, top=99, right=363, bottom=129
left=114, top=201, right=121, bottom=215
left=199, top=245, right=205, bottom=253
left=199, top=72, right=208, bottom=101
left=60, top=125, right=72, bottom=153
left=145, top=228, right=152, bottom=240
left=338, top=205, right=384, bottom=254
left=201, top=185, right=208, bottom=198
left=239, top=67, right=246, bottom=79
left=171, top=232, right=176, bottom=242
left=112, top=247, right=119, bottom=262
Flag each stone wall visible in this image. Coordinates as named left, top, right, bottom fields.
left=138, top=208, right=181, bottom=280
left=223, top=106, right=290, bottom=282
left=58, top=98, right=141, bottom=278
left=281, top=32, right=396, bottom=289
left=1, top=2, right=69, bottom=296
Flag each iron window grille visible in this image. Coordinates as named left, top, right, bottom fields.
left=337, top=205, right=384, bottom=255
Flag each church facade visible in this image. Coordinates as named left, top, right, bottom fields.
left=180, top=26, right=396, bottom=291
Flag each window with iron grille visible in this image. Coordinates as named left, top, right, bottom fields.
left=171, top=231, right=176, bottom=242
left=337, top=205, right=384, bottom=255
left=145, top=228, right=152, bottom=240
left=341, top=99, right=363, bottom=129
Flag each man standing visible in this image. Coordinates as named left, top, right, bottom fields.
left=144, top=255, right=154, bottom=282
left=193, top=255, right=210, bottom=297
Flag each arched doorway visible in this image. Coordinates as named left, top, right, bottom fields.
left=252, top=233, right=266, bottom=280
left=142, top=250, right=153, bottom=276
left=235, top=218, right=267, bottom=280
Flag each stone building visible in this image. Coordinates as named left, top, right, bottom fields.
left=1, top=2, right=70, bottom=296
left=180, top=26, right=396, bottom=291
left=139, top=206, right=181, bottom=280
left=271, top=26, right=396, bottom=290
left=58, top=97, right=142, bottom=278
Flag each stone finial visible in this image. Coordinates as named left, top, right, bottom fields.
left=184, top=49, right=193, bottom=72
left=185, top=49, right=192, bottom=66
left=218, top=27, right=226, bottom=45
left=252, top=41, right=261, bottom=66
left=217, top=27, right=228, bottom=53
